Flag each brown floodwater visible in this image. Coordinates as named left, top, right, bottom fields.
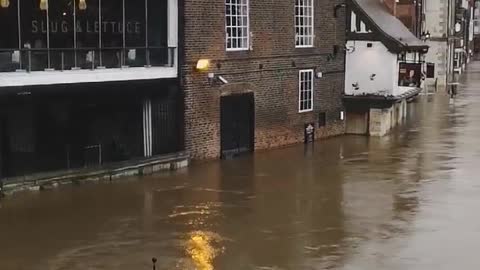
left=2, top=64, right=480, bottom=270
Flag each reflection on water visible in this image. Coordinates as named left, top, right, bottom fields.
left=186, top=231, right=223, bottom=270
left=2, top=63, right=480, bottom=269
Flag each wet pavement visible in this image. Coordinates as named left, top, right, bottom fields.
left=1, top=63, right=480, bottom=270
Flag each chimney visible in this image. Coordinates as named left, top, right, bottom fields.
left=381, top=0, right=397, bottom=16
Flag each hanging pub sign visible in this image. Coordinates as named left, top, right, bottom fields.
left=398, top=62, right=422, bottom=87
left=304, top=123, right=315, bottom=144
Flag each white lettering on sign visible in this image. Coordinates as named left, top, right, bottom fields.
left=30, top=20, right=143, bottom=34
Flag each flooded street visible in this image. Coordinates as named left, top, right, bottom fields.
left=2, top=63, right=480, bottom=270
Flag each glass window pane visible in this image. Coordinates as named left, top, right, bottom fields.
left=21, top=0, right=47, bottom=48
left=101, top=0, right=122, bottom=48
left=75, top=0, right=99, bottom=48
left=148, top=0, right=167, bottom=47
left=0, top=0, right=19, bottom=71
left=0, top=0, right=19, bottom=49
left=48, top=0, right=74, bottom=48
left=21, top=0, right=48, bottom=70
left=125, top=0, right=146, bottom=67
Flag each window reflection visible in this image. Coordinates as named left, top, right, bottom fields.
left=0, top=0, right=19, bottom=71
left=0, top=0, right=171, bottom=71
left=398, top=62, right=422, bottom=87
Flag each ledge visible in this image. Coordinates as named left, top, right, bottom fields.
left=1, top=151, right=189, bottom=196
left=343, top=87, right=421, bottom=102
left=0, top=67, right=177, bottom=87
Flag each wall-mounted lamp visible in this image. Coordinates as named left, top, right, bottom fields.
left=79, top=0, right=87, bottom=10
left=196, top=59, right=210, bottom=72
left=315, top=71, right=323, bottom=78
left=455, top=22, right=462, bottom=33
left=40, top=0, right=48, bottom=10
left=334, top=3, right=346, bottom=18
left=421, top=31, right=431, bottom=41
left=0, top=0, right=10, bottom=8
left=370, top=74, right=376, bottom=80
left=207, top=73, right=228, bottom=85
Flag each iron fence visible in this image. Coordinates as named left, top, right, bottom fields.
left=0, top=46, right=175, bottom=72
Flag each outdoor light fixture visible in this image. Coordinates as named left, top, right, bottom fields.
left=455, top=22, right=462, bottom=33
left=207, top=73, right=229, bottom=85
left=421, top=31, right=431, bottom=41
left=79, top=0, right=87, bottom=10
left=0, top=0, right=10, bottom=8
left=40, top=0, right=48, bottom=10
left=196, top=59, right=210, bottom=71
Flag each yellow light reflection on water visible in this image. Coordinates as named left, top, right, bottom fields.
left=186, top=231, right=217, bottom=270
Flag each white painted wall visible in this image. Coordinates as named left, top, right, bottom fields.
left=345, top=41, right=398, bottom=96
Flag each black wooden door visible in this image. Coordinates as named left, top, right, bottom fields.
left=220, top=93, right=254, bottom=159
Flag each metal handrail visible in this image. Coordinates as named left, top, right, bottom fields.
left=0, top=46, right=174, bottom=52
left=84, top=144, right=102, bottom=167
left=0, top=46, right=176, bottom=72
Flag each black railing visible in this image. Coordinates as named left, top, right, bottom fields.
left=0, top=46, right=176, bottom=72
left=84, top=144, right=102, bottom=168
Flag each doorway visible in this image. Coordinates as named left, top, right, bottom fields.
left=220, top=93, right=255, bottom=159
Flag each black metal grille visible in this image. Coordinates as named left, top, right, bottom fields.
left=0, top=80, right=181, bottom=179
left=152, top=96, right=181, bottom=155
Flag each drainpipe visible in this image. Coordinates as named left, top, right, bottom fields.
left=447, top=0, right=455, bottom=88
left=0, top=179, right=4, bottom=198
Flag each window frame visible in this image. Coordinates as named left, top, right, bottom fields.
left=295, top=0, right=315, bottom=48
left=225, top=0, right=250, bottom=51
left=298, top=69, right=314, bottom=113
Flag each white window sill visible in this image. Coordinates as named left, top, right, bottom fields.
left=226, top=48, right=250, bottom=52
left=299, top=109, right=314, bottom=113
left=295, top=45, right=315, bottom=49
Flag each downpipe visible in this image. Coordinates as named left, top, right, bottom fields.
left=0, top=179, right=4, bottom=199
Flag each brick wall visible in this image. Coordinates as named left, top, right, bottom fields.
left=396, top=4, right=415, bottom=31
left=383, top=0, right=397, bottom=16
left=182, top=0, right=347, bottom=160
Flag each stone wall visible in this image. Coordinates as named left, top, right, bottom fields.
left=368, top=100, right=407, bottom=136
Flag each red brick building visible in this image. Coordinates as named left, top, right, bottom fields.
left=181, top=0, right=347, bottom=159
left=383, top=0, right=424, bottom=37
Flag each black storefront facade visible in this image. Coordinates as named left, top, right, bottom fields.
left=0, top=0, right=182, bottom=180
